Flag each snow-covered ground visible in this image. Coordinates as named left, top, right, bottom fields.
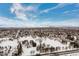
left=0, top=35, right=77, bottom=56
left=0, top=38, right=18, bottom=56
left=60, top=52, right=79, bottom=56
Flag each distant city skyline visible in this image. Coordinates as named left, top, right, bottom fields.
left=0, top=3, right=79, bottom=27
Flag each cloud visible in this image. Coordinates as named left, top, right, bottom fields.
left=40, top=3, right=67, bottom=14
left=0, top=17, right=17, bottom=27
left=0, top=16, right=79, bottom=27
left=25, top=5, right=39, bottom=12
left=1, top=3, right=79, bottom=27
left=40, top=3, right=73, bottom=14
left=10, top=3, right=28, bottom=21
left=10, top=3, right=40, bottom=21
left=58, top=19, right=79, bottom=27
left=0, top=16, right=38, bottom=27
left=63, top=9, right=79, bottom=17
left=39, top=18, right=79, bottom=27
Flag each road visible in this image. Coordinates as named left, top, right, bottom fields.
left=34, top=48, right=79, bottom=56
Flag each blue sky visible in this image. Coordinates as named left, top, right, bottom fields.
left=0, top=3, right=79, bottom=27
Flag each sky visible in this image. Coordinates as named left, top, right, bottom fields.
left=0, top=3, right=79, bottom=27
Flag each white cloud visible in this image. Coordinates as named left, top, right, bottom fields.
left=0, top=17, right=33, bottom=27
left=40, top=3, right=73, bottom=14
left=0, top=17, right=17, bottom=27
left=10, top=3, right=28, bottom=21
left=59, top=19, right=79, bottom=27
left=0, top=16, right=79, bottom=27
left=25, top=5, right=38, bottom=12
left=10, top=3, right=40, bottom=21
left=40, top=3, right=67, bottom=14
left=39, top=19, right=79, bottom=27
left=63, top=9, right=79, bottom=17
left=0, top=3, right=78, bottom=27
